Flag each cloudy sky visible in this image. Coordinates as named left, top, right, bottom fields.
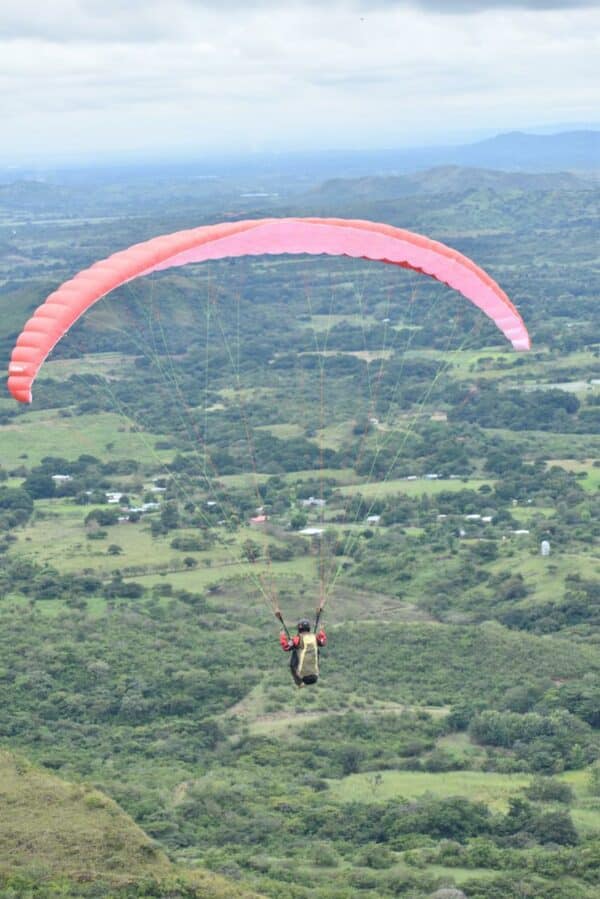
left=1, top=0, right=599, bottom=164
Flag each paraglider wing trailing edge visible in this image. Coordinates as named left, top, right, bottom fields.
left=7, top=217, right=530, bottom=403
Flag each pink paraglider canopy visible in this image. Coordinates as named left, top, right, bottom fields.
left=7, top=217, right=530, bottom=403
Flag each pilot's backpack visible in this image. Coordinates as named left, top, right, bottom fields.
left=295, top=632, right=319, bottom=685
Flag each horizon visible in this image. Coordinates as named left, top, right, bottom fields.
left=2, top=125, right=599, bottom=178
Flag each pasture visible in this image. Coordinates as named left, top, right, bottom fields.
left=0, top=411, right=173, bottom=468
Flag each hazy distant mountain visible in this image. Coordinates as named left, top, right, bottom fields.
left=309, top=165, right=594, bottom=203
left=1, top=129, right=597, bottom=187
left=449, top=130, right=600, bottom=171
left=0, top=179, right=77, bottom=210
left=374, top=129, right=600, bottom=174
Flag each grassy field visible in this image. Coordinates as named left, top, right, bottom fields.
left=510, top=505, right=556, bottom=522
left=307, top=313, right=379, bottom=332
left=16, top=499, right=319, bottom=582
left=485, top=428, right=599, bottom=457
left=425, top=864, right=502, bottom=885
left=218, top=467, right=359, bottom=488
left=218, top=386, right=276, bottom=402
left=329, top=765, right=600, bottom=833
left=17, top=515, right=224, bottom=575
left=309, top=420, right=356, bottom=451
left=337, top=477, right=495, bottom=498
left=329, top=769, right=532, bottom=811
left=547, top=458, right=600, bottom=492
left=255, top=423, right=305, bottom=439
left=130, top=555, right=317, bottom=592
left=487, top=552, right=600, bottom=605
left=0, top=411, right=174, bottom=468
left=398, top=347, right=600, bottom=384
left=299, top=348, right=393, bottom=361
left=37, top=352, right=135, bottom=380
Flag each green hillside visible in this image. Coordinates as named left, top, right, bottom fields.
left=0, top=750, right=262, bottom=897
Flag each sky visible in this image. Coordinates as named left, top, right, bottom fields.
left=1, top=0, right=599, bottom=164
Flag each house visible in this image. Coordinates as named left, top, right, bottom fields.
left=301, top=496, right=326, bottom=508
left=250, top=514, right=268, bottom=525
left=366, top=515, right=381, bottom=524
left=106, top=492, right=124, bottom=504
left=299, top=527, right=324, bottom=536
left=51, top=474, right=72, bottom=482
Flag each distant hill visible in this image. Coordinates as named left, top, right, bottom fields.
left=0, top=749, right=262, bottom=897
left=0, top=179, right=78, bottom=211
left=284, top=129, right=600, bottom=176
left=409, top=165, right=593, bottom=194
left=2, top=129, right=598, bottom=188
left=309, top=165, right=594, bottom=203
left=455, top=130, right=600, bottom=170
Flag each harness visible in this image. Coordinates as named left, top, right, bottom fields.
left=295, top=633, right=319, bottom=683
left=275, top=610, right=323, bottom=686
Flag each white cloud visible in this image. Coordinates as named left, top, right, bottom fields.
left=0, top=1, right=598, bottom=162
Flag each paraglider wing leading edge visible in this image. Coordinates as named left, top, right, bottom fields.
left=7, top=217, right=530, bottom=403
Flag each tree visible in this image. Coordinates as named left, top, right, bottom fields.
left=242, top=539, right=261, bottom=562
left=0, top=487, right=34, bottom=514
left=23, top=471, right=55, bottom=499
left=290, top=511, right=308, bottom=530
left=588, top=762, right=600, bottom=797
left=160, top=502, right=180, bottom=531
left=85, top=508, right=119, bottom=527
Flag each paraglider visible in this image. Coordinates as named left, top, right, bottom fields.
left=7, top=217, right=530, bottom=404
left=6, top=217, right=531, bottom=686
